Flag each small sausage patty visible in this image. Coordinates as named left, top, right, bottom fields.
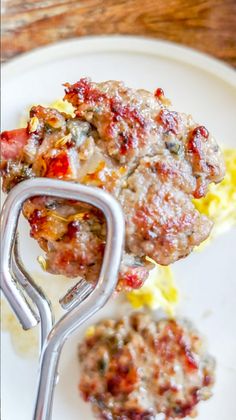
left=79, top=312, right=215, bottom=419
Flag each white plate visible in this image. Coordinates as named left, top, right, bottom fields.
left=1, top=36, right=236, bottom=420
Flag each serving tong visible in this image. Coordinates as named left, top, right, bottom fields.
left=1, top=178, right=125, bottom=420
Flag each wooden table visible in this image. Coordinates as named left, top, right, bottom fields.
left=2, top=0, right=236, bottom=67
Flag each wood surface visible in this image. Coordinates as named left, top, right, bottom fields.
left=2, top=0, right=236, bottom=67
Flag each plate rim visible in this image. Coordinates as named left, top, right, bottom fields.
left=2, top=35, right=236, bottom=88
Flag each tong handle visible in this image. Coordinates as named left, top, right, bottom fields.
left=1, top=178, right=124, bottom=420
left=12, top=237, right=54, bottom=347
left=1, top=191, right=39, bottom=329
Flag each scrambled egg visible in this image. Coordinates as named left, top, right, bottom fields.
left=50, top=99, right=75, bottom=116
left=1, top=273, right=71, bottom=357
left=19, top=99, right=75, bottom=127
left=1, top=299, right=39, bottom=358
left=85, top=325, right=96, bottom=338
left=126, top=257, right=179, bottom=316
left=194, top=148, right=236, bottom=237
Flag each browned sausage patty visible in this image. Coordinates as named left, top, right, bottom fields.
left=0, top=79, right=225, bottom=289
left=79, top=313, right=215, bottom=419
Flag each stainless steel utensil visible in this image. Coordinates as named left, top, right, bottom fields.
left=1, top=178, right=125, bottom=420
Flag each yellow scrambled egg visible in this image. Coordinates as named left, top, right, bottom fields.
left=85, top=325, right=96, bottom=338
left=19, top=99, right=75, bottom=127
left=194, top=148, right=236, bottom=236
left=126, top=257, right=179, bottom=316
left=50, top=99, right=75, bottom=116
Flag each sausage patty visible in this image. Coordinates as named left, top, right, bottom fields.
left=79, top=312, right=215, bottom=419
left=0, top=79, right=225, bottom=289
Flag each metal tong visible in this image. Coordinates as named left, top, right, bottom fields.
left=1, top=178, right=125, bottom=420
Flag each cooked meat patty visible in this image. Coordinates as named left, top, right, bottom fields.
left=0, top=79, right=225, bottom=289
left=79, top=312, right=215, bottom=419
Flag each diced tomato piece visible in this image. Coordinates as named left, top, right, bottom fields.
left=192, top=126, right=209, bottom=139
left=67, top=221, right=80, bottom=239
left=45, top=151, right=70, bottom=178
left=124, top=273, right=144, bottom=289
left=28, top=209, right=47, bottom=238
left=0, top=128, right=29, bottom=160
left=154, top=87, right=164, bottom=99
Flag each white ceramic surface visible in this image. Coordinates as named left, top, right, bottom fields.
left=1, top=36, right=236, bottom=420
